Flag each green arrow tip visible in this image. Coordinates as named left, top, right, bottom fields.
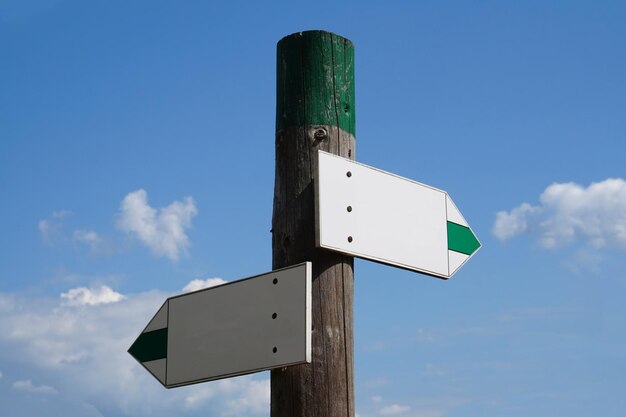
left=447, top=221, right=480, bottom=255
left=128, top=328, right=168, bottom=363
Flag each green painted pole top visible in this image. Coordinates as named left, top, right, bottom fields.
left=276, top=30, right=355, bottom=135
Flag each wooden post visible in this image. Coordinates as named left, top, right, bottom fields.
left=271, top=31, right=356, bottom=417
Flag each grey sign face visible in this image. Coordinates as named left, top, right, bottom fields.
left=129, top=262, right=312, bottom=388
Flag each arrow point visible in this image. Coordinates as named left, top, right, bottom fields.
left=128, top=327, right=168, bottom=363
left=128, top=300, right=169, bottom=364
left=447, top=221, right=480, bottom=256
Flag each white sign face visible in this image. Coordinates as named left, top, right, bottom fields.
left=129, top=262, right=312, bottom=388
left=315, top=151, right=480, bottom=279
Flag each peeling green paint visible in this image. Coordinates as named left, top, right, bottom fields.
left=276, top=31, right=355, bottom=134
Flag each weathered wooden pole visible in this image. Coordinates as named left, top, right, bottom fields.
left=271, top=31, right=356, bottom=417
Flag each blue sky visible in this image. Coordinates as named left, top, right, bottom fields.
left=1, top=1, right=625, bottom=416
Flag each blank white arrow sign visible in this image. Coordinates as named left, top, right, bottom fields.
left=315, top=151, right=480, bottom=279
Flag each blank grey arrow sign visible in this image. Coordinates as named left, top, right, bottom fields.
left=129, top=262, right=312, bottom=388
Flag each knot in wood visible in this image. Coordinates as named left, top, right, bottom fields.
left=313, top=127, right=328, bottom=141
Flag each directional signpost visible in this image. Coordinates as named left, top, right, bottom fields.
left=129, top=263, right=311, bottom=388
left=316, top=150, right=480, bottom=278
left=129, top=30, right=481, bottom=417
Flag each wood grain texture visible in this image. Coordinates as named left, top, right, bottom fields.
left=272, top=30, right=356, bottom=417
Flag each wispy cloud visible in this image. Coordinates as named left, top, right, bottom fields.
left=117, top=189, right=197, bottom=261
left=415, top=328, right=435, bottom=342
left=561, top=248, right=605, bottom=275
left=379, top=404, right=411, bottom=415
left=223, top=378, right=270, bottom=415
left=182, top=278, right=227, bottom=293
left=363, top=340, right=387, bottom=353
left=13, top=379, right=58, bottom=394
left=494, top=178, right=626, bottom=249
left=0, top=285, right=269, bottom=416
left=38, top=211, right=71, bottom=245
left=38, top=212, right=113, bottom=255
left=72, top=230, right=104, bottom=252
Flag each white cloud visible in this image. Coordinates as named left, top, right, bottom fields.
left=493, top=178, right=626, bottom=249
left=60, top=285, right=125, bottom=306
left=73, top=230, right=104, bottom=251
left=182, top=278, right=227, bottom=293
left=13, top=379, right=58, bottom=394
left=0, top=370, right=3, bottom=379
left=492, top=203, right=538, bottom=241
left=117, top=189, right=197, bottom=261
left=0, top=287, right=269, bottom=417
left=380, top=404, right=411, bottom=415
